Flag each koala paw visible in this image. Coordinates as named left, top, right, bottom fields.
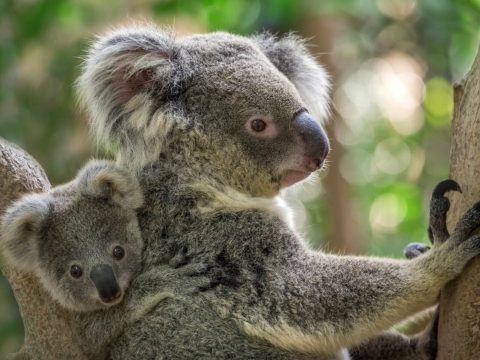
left=428, top=179, right=461, bottom=244
left=450, top=201, right=480, bottom=244
left=436, top=201, right=480, bottom=276
left=404, top=243, right=430, bottom=260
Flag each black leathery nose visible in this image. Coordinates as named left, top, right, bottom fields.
left=90, top=264, right=121, bottom=302
left=292, top=111, right=330, bottom=165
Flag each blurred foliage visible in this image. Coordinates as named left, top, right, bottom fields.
left=0, top=0, right=479, bottom=356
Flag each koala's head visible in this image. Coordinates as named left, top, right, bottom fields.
left=78, top=25, right=330, bottom=197
left=0, top=160, right=144, bottom=312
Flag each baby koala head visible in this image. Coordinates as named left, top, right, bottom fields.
left=0, top=160, right=144, bottom=312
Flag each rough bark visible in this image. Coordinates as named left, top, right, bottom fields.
left=0, top=138, right=83, bottom=359
left=437, top=47, right=480, bottom=359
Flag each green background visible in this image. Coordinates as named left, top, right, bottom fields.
left=0, top=0, right=479, bottom=355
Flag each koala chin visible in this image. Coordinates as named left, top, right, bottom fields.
left=0, top=160, right=144, bottom=313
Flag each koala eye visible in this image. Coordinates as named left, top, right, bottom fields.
left=70, top=265, right=83, bottom=279
left=250, top=118, right=267, bottom=132
left=245, top=115, right=277, bottom=138
left=112, top=246, right=125, bottom=260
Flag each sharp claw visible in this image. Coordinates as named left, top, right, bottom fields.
left=432, top=179, right=461, bottom=198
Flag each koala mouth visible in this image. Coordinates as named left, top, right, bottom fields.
left=99, top=289, right=124, bottom=306
left=280, top=156, right=324, bottom=188
left=280, top=170, right=313, bottom=188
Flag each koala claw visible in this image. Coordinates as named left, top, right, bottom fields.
left=432, top=179, right=461, bottom=199
left=429, top=179, right=461, bottom=245
left=404, top=243, right=430, bottom=259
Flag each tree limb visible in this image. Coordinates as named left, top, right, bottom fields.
left=0, top=138, right=83, bottom=359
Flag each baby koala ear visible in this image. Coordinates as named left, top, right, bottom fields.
left=77, top=160, right=144, bottom=210
left=252, top=33, right=331, bottom=124
left=0, top=193, right=52, bottom=271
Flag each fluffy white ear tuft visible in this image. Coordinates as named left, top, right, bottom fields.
left=252, top=33, right=331, bottom=124
left=0, top=194, right=51, bottom=271
left=76, top=24, right=179, bottom=168
left=77, top=160, right=144, bottom=210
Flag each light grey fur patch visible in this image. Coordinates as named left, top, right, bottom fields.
left=252, top=33, right=331, bottom=124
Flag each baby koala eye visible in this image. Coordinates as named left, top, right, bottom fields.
left=250, top=118, right=267, bottom=132
left=70, top=265, right=83, bottom=279
left=112, top=246, right=125, bottom=260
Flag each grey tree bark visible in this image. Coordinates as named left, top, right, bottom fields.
left=436, top=46, right=480, bottom=360
left=0, top=139, right=84, bottom=359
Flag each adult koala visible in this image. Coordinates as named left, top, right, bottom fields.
left=77, top=25, right=480, bottom=359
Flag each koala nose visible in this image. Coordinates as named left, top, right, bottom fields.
left=292, top=111, right=330, bottom=169
left=90, top=264, right=121, bottom=303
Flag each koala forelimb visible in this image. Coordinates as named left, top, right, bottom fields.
left=402, top=179, right=463, bottom=355
left=238, top=212, right=480, bottom=354
left=351, top=180, right=461, bottom=359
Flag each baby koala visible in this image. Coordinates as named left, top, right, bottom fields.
left=1, top=160, right=143, bottom=311
left=1, top=160, right=146, bottom=358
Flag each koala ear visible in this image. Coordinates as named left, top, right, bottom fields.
left=77, top=160, right=144, bottom=210
left=77, top=25, right=180, bottom=166
left=253, top=33, right=331, bottom=124
left=0, top=194, right=52, bottom=271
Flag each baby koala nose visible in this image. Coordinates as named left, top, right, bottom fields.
left=90, top=264, right=121, bottom=303
left=101, top=289, right=122, bottom=303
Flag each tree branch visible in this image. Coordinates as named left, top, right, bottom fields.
left=0, top=138, right=84, bottom=359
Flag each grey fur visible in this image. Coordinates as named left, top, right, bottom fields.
left=76, top=25, right=480, bottom=359
left=0, top=160, right=147, bottom=358
left=252, top=32, right=331, bottom=122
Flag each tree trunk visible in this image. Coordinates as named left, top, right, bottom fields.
left=0, top=138, right=84, bottom=359
left=300, top=16, right=362, bottom=254
left=437, top=46, right=480, bottom=359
